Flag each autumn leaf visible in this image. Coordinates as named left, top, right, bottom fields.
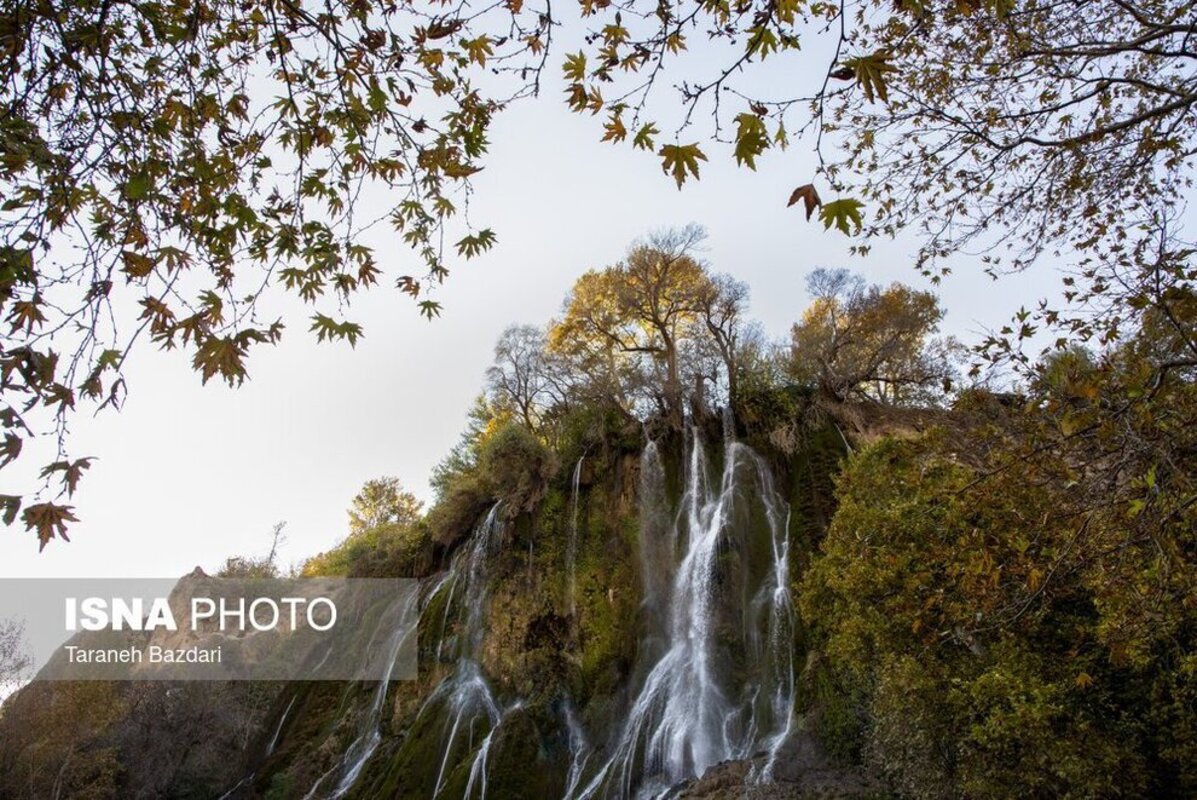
left=192, top=335, right=250, bottom=385
left=397, top=276, right=421, bottom=298
left=8, top=299, right=46, bottom=334
left=1, top=433, right=21, bottom=467
left=563, top=52, right=587, bottom=83
left=659, top=143, right=707, bottom=188
left=787, top=183, right=822, bottom=220
left=843, top=53, right=898, bottom=103
left=39, top=457, right=93, bottom=496
left=602, top=112, right=628, bottom=143
left=633, top=123, right=659, bottom=151
left=819, top=198, right=865, bottom=235
left=0, top=495, right=19, bottom=526
left=120, top=250, right=156, bottom=279
left=463, top=35, right=493, bottom=66
left=22, top=501, right=78, bottom=551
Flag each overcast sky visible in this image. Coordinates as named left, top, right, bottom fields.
left=1, top=38, right=1059, bottom=579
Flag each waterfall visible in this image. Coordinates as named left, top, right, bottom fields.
left=304, top=435, right=794, bottom=800
left=266, top=695, right=296, bottom=758
left=417, top=504, right=518, bottom=799
left=563, top=699, right=592, bottom=800
left=566, top=457, right=584, bottom=616
left=302, top=583, right=423, bottom=800
left=635, top=440, right=671, bottom=665
left=214, top=668, right=299, bottom=798
left=575, top=429, right=796, bottom=800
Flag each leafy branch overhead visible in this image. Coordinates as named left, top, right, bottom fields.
left=3, top=0, right=1194, bottom=544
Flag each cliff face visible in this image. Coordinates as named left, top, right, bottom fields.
left=0, top=421, right=860, bottom=800
left=233, top=421, right=857, bottom=800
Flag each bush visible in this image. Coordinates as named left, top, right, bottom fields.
left=800, top=432, right=1193, bottom=798
left=477, top=421, right=556, bottom=514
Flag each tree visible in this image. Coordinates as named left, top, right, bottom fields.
left=697, top=274, right=750, bottom=411
left=217, top=521, right=287, bottom=578
left=800, top=312, right=1197, bottom=795
left=788, top=268, right=958, bottom=404
left=0, top=618, right=30, bottom=702
left=485, top=325, right=572, bottom=430
left=549, top=226, right=730, bottom=427
left=1, top=0, right=537, bottom=544
left=563, top=0, right=1195, bottom=361
left=348, top=476, right=423, bottom=536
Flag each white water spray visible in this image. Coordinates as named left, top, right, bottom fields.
left=575, top=428, right=796, bottom=799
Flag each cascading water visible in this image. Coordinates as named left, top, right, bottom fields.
left=266, top=695, right=297, bottom=758
left=566, top=457, right=585, bottom=616
left=419, top=504, right=513, bottom=800
left=562, top=699, right=592, bottom=800
left=574, top=426, right=796, bottom=800
left=302, top=584, right=424, bottom=800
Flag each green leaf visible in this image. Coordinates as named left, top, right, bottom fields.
left=126, top=173, right=152, bottom=200
left=309, top=314, right=363, bottom=347
left=819, top=198, right=865, bottom=235
left=733, top=113, right=770, bottom=169
left=456, top=229, right=497, bottom=258
left=844, top=53, right=898, bottom=103
left=633, top=123, right=659, bottom=151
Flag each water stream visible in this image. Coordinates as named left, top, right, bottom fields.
left=573, top=428, right=796, bottom=799
left=301, top=584, right=423, bottom=800
left=566, top=457, right=585, bottom=616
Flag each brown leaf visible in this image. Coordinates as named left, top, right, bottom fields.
left=788, top=183, right=822, bottom=220
left=22, top=501, right=77, bottom=550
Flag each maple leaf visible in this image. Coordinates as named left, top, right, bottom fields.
left=39, top=457, right=93, bottom=496
left=843, top=53, right=898, bottom=103
left=602, top=113, right=627, bottom=143
left=819, top=198, right=866, bottom=235
left=22, top=502, right=77, bottom=551
left=0, top=495, right=19, bottom=526
left=456, top=229, right=497, bottom=258
left=633, top=123, right=659, bottom=151
left=0, top=433, right=20, bottom=468
left=787, top=183, right=822, bottom=220
left=563, top=52, right=587, bottom=83
left=120, top=250, right=155, bottom=279
left=192, top=335, right=249, bottom=385
left=733, top=113, right=770, bottom=169
left=659, top=143, right=707, bottom=188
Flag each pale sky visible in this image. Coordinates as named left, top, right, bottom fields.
left=1, top=30, right=1058, bottom=579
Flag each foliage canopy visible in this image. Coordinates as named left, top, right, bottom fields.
left=2, top=0, right=1193, bottom=553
